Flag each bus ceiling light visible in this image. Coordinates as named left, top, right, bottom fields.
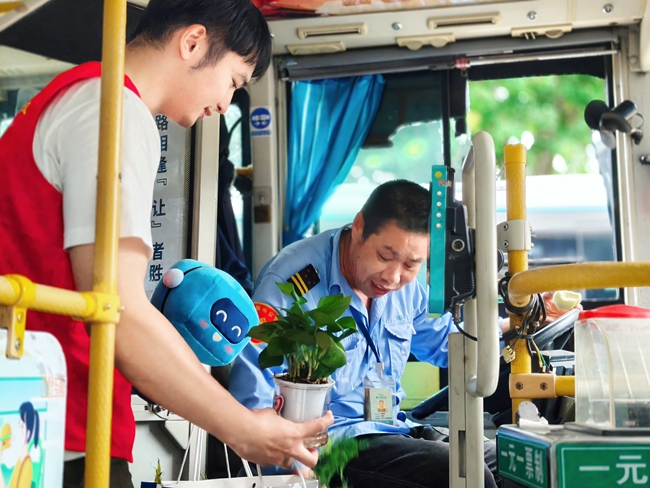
left=584, top=99, right=644, bottom=148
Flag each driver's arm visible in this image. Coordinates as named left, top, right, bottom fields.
left=500, top=291, right=582, bottom=333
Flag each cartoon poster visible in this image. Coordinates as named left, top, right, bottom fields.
left=0, top=329, right=66, bottom=488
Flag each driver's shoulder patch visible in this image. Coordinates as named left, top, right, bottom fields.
left=287, top=264, right=320, bottom=296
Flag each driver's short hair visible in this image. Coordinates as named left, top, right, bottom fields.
left=130, top=0, right=271, bottom=78
left=360, top=179, right=430, bottom=240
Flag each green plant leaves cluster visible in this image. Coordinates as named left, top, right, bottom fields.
left=247, top=282, right=357, bottom=383
left=314, top=436, right=369, bottom=488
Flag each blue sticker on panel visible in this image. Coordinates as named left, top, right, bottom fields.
left=251, top=107, right=272, bottom=137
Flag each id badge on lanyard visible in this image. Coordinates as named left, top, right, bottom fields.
left=363, top=367, right=396, bottom=424
left=358, top=321, right=396, bottom=424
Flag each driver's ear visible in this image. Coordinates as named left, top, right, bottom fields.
left=351, top=212, right=364, bottom=241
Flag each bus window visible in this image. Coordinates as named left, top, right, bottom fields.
left=319, top=72, right=617, bottom=304
left=319, top=70, right=447, bottom=231
left=0, top=46, right=73, bottom=136
left=469, top=75, right=617, bottom=303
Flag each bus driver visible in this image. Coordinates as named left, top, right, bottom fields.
left=230, top=180, right=500, bottom=488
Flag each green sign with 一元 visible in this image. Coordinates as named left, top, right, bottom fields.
left=557, top=444, right=650, bottom=488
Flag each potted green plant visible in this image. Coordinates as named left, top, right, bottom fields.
left=247, top=282, right=357, bottom=447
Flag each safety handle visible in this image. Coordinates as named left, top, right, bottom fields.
left=462, top=131, right=500, bottom=398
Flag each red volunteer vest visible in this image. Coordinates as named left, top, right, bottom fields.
left=0, top=62, right=139, bottom=461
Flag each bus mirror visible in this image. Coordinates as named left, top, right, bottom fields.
left=584, top=99, right=644, bottom=148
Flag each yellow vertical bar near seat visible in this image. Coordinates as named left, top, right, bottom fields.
left=85, top=0, right=127, bottom=486
left=503, top=144, right=532, bottom=420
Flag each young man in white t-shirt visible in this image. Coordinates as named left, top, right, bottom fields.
left=0, top=0, right=332, bottom=485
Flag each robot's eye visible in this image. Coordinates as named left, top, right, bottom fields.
left=210, top=298, right=249, bottom=344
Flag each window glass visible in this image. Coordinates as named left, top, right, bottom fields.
left=320, top=72, right=616, bottom=302
left=469, top=75, right=616, bottom=301
left=319, top=70, right=444, bottom=232
left=223, top=104, right=244, bottom=240
left=0, top=89, right=19, bottom=137
left=319, top=120, right=443, bottom=231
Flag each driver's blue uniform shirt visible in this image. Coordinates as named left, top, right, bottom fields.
left=229, top=226, right=455, bottom=441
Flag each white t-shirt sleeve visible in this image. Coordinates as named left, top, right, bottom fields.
left=33, top=78, right=160, bottom=253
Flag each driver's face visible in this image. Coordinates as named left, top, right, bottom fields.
left=347, top=216, right=428, bottom=299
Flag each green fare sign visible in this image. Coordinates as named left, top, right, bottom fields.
left=498, top=436, right=548, bottom=488
left=557, top=445, right=650, bottom=488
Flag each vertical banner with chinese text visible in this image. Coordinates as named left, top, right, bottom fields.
left=144, top=115, right=190, bottom=297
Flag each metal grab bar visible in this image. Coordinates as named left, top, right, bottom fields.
left=508, top=261, right=650, bottom=307
left=84, top=0, right=128, bottom=486
left=462, top=131, right=500, bottom=398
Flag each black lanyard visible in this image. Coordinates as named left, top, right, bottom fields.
left=357, top=320, right=381, bottom=365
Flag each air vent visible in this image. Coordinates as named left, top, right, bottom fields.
left=428, top=13, right=501, bottom=30
left=511, top=24, right=572, bottom=40
left=287, top=41, right=346, bottom=56
left=297, top=23, right=367, bottom=40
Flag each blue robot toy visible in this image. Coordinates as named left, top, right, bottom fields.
left=151, top=259, right=257, bottom=366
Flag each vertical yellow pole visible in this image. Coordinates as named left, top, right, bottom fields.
left=85, top=0, right=127, bottom=486
left=503, top=144, right=532, bottom=420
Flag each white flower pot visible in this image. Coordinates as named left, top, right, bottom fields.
left=273, top=376, right=334, bottom=447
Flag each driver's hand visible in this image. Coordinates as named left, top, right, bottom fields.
left=541, top=291, right=582, bottom=324
left=500, top=290, right=582, bottom=333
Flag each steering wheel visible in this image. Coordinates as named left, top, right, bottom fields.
left=410, top=309, right=580, bottom=420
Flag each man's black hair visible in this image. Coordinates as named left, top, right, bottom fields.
left=130, top=0, right=271, bottom=78
left=360, top=180, right=430, bottom=239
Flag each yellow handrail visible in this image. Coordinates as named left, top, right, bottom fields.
left=85, top=0, right=128, bottom=486
left=509, top=262, right=650, bottom=306
left=503, top=143, right=532, bottom=419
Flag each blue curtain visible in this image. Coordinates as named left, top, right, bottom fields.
left=283, top=75, right=385, bottom=246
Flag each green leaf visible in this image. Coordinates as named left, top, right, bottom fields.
left=313, top=363, right=336, bottom=380
left=336, top=316, right=357, bottom=331
left=278, top=329, right=316, bottom=347
left=276, top=282, right=295, bottom=297
left=320, top=345, right=347, bottom=369
left=284, top=307, right=309, bottom=325
left=325, top=323, right=344, bottom=334
left=247, top=324, right=276, bottom=343
left=335, top=329, right=357, bottom=343
left=258, top=347, right=285, bottom=370
left=315, top=331, right=333, bottom=350
left=265, top=337, right=295, bottom=357
left=314, top=294, right=352, bottom=321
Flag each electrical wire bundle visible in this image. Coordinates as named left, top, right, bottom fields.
left=499, top=274, right=548, bottom=372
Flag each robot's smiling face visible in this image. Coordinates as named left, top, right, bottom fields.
left=151, top=259, right=257, bottom=366
left=210, top=298, right=250, bottom=344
